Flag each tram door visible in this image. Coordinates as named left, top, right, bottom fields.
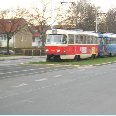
left=98, top=37, right=106, bottom=57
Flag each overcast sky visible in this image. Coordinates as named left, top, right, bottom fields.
left=0, top=0, right=116, bottom=12
left=91, top=0, right=116, bottom=12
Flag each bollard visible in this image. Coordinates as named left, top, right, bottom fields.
left=32, top=50, right=33, bottom=58
left=40, top=49, right=42, bottom=56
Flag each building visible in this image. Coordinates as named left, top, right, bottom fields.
left=0, top=18, right=32, bottom=48
left=32, top=30, right=42, bottom=48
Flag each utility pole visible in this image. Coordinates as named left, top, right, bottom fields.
left=60, top=1, right=74, bottom=29
left=95, top=12, right=106, bottom=32
left=95, top=12, right=98, bottom=32
left=51, top=0, right=53, bottom=29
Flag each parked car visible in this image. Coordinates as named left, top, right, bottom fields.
left=0, top=50, right=15, bottom=55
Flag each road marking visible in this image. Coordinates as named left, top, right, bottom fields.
left=20, top=63, right=24, bottom=64
left=12, top=83, right=28, bottom=88
left=79, top=69, right=86, bottom=71
left=6, top=72, right=12, bottom=74
left=45, top=67, right=50, bottom=68
left=0, top=73, right=5, bottom=74
left=29, top=69, right=36, bottom=70
left=22, top=70, right=28, bottom=72
left=54, top=69, right=59, bottom=71
left=13, top=71, right=19, bottom=73
left=35, top=78, right=47, bottom=82
left=39, top=68, right=45, bottom=69
left=53, top=75, right=62, bottom=78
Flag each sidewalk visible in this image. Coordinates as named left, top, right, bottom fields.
left=0, top=55, right=45, bottom=61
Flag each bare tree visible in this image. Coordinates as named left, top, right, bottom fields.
left=26, top=7, right=48, bottom=46
left=105, top=8, right=116, bottom=33
left=0, top=0, right=64, bottom=50
left=0, top=9, right=29, bottom=54
left=57, top=0, right=99, bottom=31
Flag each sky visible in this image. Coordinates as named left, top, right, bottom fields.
left=90, top=0, right=116, bottom=12
left=0, top=0, right=116, bottom=12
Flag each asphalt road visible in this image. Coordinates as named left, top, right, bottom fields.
left=0, top=58, right=116, bottom=115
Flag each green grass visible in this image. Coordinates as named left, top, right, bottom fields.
left=30, top=57, right=116, bottom=66
left=0, top=54, right=11, bottom=57
left=0, top=54, right=23, bottom=57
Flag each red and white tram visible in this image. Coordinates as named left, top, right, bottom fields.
left=45, top=29, right=98, bottom=61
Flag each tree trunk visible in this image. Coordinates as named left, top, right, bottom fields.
left=7, top=38, right=10, bottom=55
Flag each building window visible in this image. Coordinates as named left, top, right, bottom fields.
left=0, top=34, right=7, bottom=41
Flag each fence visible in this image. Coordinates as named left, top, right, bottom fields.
left=22, top=48, right=45, bottom=56
left=0, top=47, right=45, bottom=56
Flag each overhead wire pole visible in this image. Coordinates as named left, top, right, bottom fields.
left=51, top=0, right=54, bottom=29
left=95, top=11, right=98, bottom=32
left=95, top=11, right=106, bottom=32
left=60, top=1, right=74, bottom=29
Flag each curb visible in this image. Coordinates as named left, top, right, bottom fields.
left=0, top=57, right=33, bottom=61
left=94, top=61, right=116, bottom=66
left=0, top=56, right=46, bottom=61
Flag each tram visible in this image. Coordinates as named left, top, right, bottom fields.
left=98, top=33, right=116, bottom=57
left=45, top=29, right=99, bottom=61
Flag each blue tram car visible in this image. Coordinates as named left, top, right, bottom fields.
left=98, top=33, right=116, bottom=57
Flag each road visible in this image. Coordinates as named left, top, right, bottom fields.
left=0, top=56, right=46, bottom=65
left=0, top=58, right=116, bottom=114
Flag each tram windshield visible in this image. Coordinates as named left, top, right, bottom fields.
left=46, top=34, right=67, bottom=44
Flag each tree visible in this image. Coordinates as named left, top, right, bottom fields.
left=0, top=17, right=29, bottom=54
left=105, top=8, right=116, bottom=33
left=26, top=7, right=48, bottom=46
left=57, top=0, right=100, bottom=31
left=25, top=0, right=60, bottom=46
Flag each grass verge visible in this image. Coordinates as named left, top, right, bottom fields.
left=30, top=57, right=116, bottom=66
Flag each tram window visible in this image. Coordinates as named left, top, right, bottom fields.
left=111, top=38, right=114, bottom=44
left=92, top=37, right=96, bottom=44
left=114, top=38, right=116, bottom=44
left=80, top=35, right=83, bottom=44
left=112, top=38, right=116, bottom=44
left=93, top=37, right=96, bottom=43
left=104, top=38, right=109, bottom=44
left=87, top=36, right=91, bottom=44
left=46, top=35, right=51, bottom=43
left=68, top=34, right=74, bottom=44
left=83, top=36, right=86, bottom=44
left=108, top=38, right=111, bottom=44
left=95, top=37, right=98, bottom=44
left=75, top=35, right=80, bottom=43
left=89, top=36, right=92, bottom=44
left=90, top=37, right=94, bottom=44
left=110, top=38, right=113, bottom=44
left=62, top=34, right=67, bottom=44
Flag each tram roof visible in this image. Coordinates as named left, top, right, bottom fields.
left=46, top=29, right=83, bottom=34
left=46, top=29, right=98, bottom=36
left=98, top=33, right=114, bottom=38
left=110, top=34, right=116, bottom=38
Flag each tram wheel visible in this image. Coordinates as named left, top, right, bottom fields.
left=91, top=54, right=96, bottom=59
left=109, top=53, right=112, bottom=57
left=46, top=55, right=51, bottom=62
left=53, top=55, right=61, bottom=62
left=74, top=55, right=80, bottom=61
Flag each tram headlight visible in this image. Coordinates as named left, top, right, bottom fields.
left=57, top=49, right=60, bottom=52
left=45, top=49, right=49, bottom=52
